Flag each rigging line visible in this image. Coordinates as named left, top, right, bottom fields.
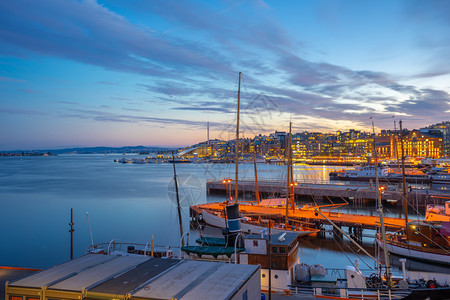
left=331, top=231, right=374, bottom=270
left=414, top=229, right=450, bottom=251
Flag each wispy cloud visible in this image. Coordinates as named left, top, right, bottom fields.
left=0, top=105, right=47, bottom=115
left=0, top=0, right=232, bottom=78
left=0, top=76, right=25, bottom=82
left=0, top=0, right=449, bottom=144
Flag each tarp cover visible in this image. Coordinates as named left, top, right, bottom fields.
left=195, top=237, right=226, bottom=246
left=182, top=246, right=244, bottom=258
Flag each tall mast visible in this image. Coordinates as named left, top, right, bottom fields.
left=285, top=122, right=291, bottom=227
left=289, top=123, right=295, bottom=212
left=254, top=151, right=260, bottom=204
left=399, top=121, right=408, bottom=226
left=235, top=72, right=241, bottom=204
left=372, top=121, right=392, bottom=286
left=172, top=151, right=184, bottom=246
left=394, top=120, right=400, bottom=170
left=207, top=121, right=210, bottom=145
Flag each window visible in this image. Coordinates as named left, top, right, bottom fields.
left=242, top=290, right=248, bottom=300
left=253, top=240, right=258, bottom=247
left=262, top=274, right=266, bottom=278
left=271, top=247, right=278, bottom=254
left=274, top=275, right=279, bottom=279
left=11, top=297, right=22, bottom=300
left=279, top=247, right=286, bottom=254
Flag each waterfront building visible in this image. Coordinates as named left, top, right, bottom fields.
left=176, top=121, right=448, bottom=161
left=395, top=130, right=443, bottom=159
left=422, top=121, right=450, bottom=157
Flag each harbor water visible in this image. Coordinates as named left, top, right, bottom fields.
left=0, top=154, right=448, bottom=275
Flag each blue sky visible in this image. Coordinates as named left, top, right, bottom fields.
left=1, top=0, right=449, bottom=150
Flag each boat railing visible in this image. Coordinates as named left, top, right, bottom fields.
left=288, top=285, right=410, bottom=299
left=86, top=242, right=181, bottom=258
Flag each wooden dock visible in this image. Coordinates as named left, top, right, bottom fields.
left=191, top=202, right=408, bottom=232
left=206, top=180, right=450, bottom=208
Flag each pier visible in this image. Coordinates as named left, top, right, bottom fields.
left=206, top=180, right=449, bottom=208
left=191, top=201, right=408, bottom=233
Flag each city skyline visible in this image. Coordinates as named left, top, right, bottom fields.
left=1, top=0, right=449, bottom=150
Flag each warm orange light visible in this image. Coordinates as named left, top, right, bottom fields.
left=222, top=178, right=232, bottom=184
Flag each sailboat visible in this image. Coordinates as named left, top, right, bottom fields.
left=200, top=112, right=319, bottom=236
left=375, top=121, right=450, bottom=265
left=286, top=123, right=450, bottom=299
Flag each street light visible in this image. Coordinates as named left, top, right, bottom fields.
left=289, top=181, right=298, bottom=210
left=222, top=178, right=232, bottom=203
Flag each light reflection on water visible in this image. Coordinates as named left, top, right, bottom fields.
left=0, top=155, right=447, bottom=275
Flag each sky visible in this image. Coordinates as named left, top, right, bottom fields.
left=0, top=0, right=449, bottom=150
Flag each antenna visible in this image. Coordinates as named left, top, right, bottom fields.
left=86, top=211, right=94, bottom=247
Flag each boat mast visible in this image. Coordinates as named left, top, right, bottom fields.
left=69, top=208, right=74, bottom=260
left=289, top=122, right=295, bottom=212
left=394, top=120, right=400, bottom=170
left=235, top=72, right=241, bottom=204
left=372, top=121, right=392, bottom=286
left=172, top=151, right=184, bottom=247
left=399, top=120, right=408, bottom=226
left=254, top=150, right=260, bottom=204
left=285, top=122, right=291, bottom=227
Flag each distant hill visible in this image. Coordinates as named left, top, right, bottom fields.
left=2, top=146, right=176, bottom=155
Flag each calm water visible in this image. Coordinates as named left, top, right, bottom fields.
left=0, top=155, right=448, bottom=275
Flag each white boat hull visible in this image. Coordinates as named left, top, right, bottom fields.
left=376, top=238, right=450, bottom=265
left=201, top=210, right=316, bottom=236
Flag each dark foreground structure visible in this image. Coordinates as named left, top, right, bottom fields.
left=5, top=254, right=260, bottom=300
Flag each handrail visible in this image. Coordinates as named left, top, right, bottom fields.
left=107, top=239, right=116, bottom=255
left=234, top=232, right=244, bottom=264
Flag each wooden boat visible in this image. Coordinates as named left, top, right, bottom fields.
left=86, top=240, right=176, bottom=258
left=377, top=221, right=450, bottom=265
left=375, top=121, right=450, bottom=266
left=200, top=207, right=319, bottom=236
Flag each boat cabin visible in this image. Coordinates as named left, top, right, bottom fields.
left=239, top=232, right=299, bottom=270
left=239, top=232, right=300, bottom=292
left=405, top=221, right=449, bottom=248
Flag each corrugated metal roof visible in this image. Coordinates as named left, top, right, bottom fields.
left=180, top=263, right=259, bottom=300
left=132, top=260, right=259, bottom=300
left=50, top=255, right=149, bottom=291
left=9, top=254, right=114, bottom=288
left=132, top=260, right=217, bottom=299
left=8, top=255, right=260, bottom=300
left=88, top=258, right=181, bottom=294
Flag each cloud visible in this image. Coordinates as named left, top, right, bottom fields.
left=0, top=76, right=25, bottom=82
left=172, top=107, right=232, bottom=113
left=0, top=0, right=232, bottom=78
left=1, top=0, right=449, bottom=139
left=0, top=105, right=47, bottom=115
left=58, top=107, right=225, bottom=129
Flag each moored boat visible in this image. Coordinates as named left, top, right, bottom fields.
left=426, top=200, right=450, bottom=222
left=200, top=207, right=319, bottom=236
left=376, top=221, right=450, bottom=265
